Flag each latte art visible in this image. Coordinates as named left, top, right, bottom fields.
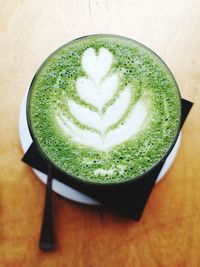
left=55, top=47, right=149, bottom=151
left=28, top=35, right=181, bottom=184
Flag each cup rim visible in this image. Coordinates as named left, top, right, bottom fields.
left=26, top=33, right=182, bottom=186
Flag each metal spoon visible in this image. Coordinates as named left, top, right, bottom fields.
left=39, top=165, right=55, bottom=251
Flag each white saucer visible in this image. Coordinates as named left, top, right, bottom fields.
left=19, top=90, right=181, bottom=205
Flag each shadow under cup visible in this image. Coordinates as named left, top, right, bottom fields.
left=26, top=34, right=182, bottom=187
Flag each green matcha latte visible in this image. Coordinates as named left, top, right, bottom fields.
left=27, top=35, right=181, bottom=184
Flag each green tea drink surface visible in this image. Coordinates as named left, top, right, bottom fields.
left=28, top=35, right=181, bottom=184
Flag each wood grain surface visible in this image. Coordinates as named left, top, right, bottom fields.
left=0, top=1, right=200, bottom=266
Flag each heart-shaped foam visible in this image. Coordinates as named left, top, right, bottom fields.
left=81, top=48, right=113, bottom=84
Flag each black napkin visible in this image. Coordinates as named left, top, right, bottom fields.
left=22, top=99, right=193, bottom=220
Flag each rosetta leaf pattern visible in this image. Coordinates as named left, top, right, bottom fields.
left=56, top=47, right=147, bottom=151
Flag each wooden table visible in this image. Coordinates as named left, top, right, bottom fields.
left=0, top=1, right=199, bottom=266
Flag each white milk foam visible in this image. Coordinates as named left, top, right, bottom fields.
left=56, top=47, right=149, bottom=152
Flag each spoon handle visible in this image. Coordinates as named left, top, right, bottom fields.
left=39, top=165, right=55, bottom=251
